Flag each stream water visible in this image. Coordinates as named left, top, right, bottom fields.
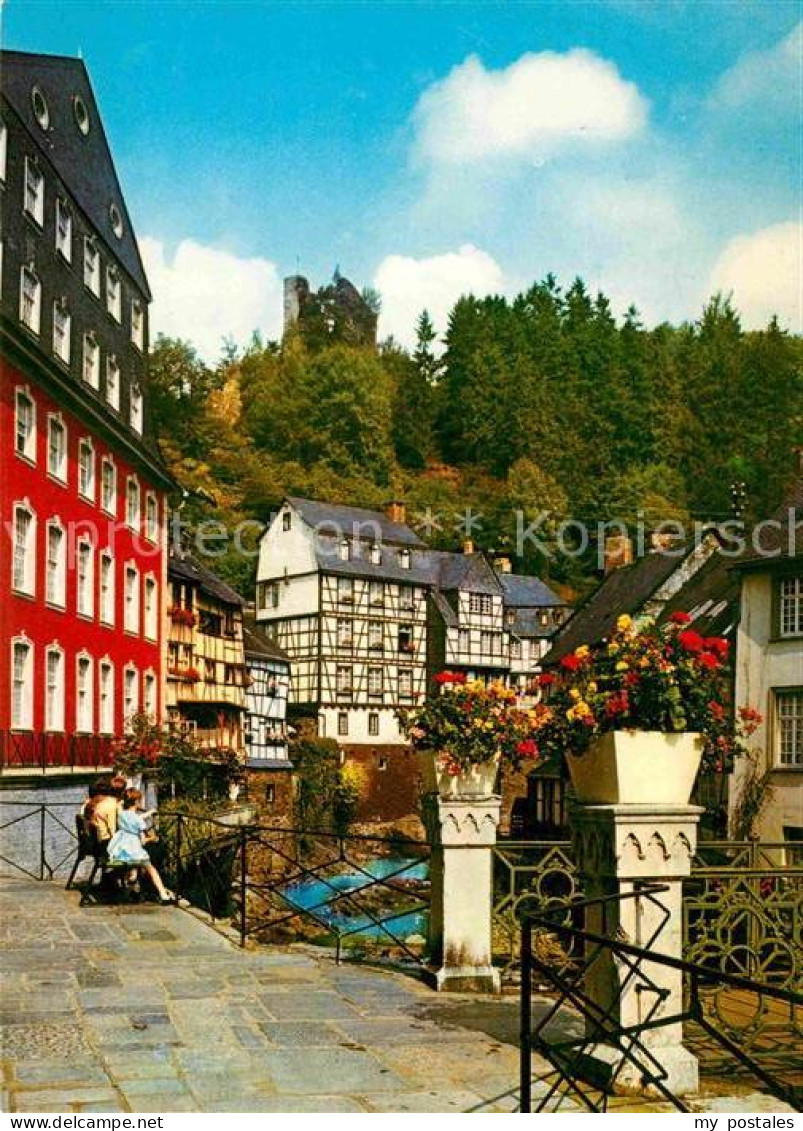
left=280, top=855, right=430, bottom=941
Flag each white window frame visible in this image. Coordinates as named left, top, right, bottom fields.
left=76, top=653, right=94, bottom=734
left=144, top=574, right=158, bottom=641
left=50, top=303, right=71, bottom=368
left=337, top=617, right=353, bottom=648
left=124, top=563, right=140, bottom=634
left=368, top=713, right=380, bottom=737
left=99, top=660, right=114, bottom=734
left=99, top=551, right=115, bottom=626
left=45, top=519, right=66, bottom=607
left=129, top=383, right=143, bottom=434
left=143, top=670, right=157, bottom=719
left=101, top=457, right=117, bottom=515
left=775, top=689, right=803, bottom=768
left=106, top=354, right=120, bottom=410
left=45, top=645, right=65, bottom=733
left=123, top=665, right=139, bottom=729
left=11, top=637, right=34, bottom=730
left=55, top=198, right=72, bottom=262
left=131, top=299, right=144, bottom=350
left=398, top=668, right=413, bottom=700
left=779, top=577, right=803, bottom=639
left=19, top=265, right=41, bottom=334
left=337, top=711, right=349, bottom=737
left=337, top=577, right=353, bottom=604
left=336, top=664, right=352, bottom=694
left=12, top=502, right=36, bottom=596
left=106, top=265, right=121, bottom=322
left=76, top=538, right=95, bottom=619
left=23, top=157, right=44, bottom=226
left=14, top=387, right=36, bottom=462
left=368, top=666, right=383, bottom=697
left=47, top=414, right=67, bottom=483
left=145, top=492, right=159, bottom=543
left=84, top=237, right=100, bottom=296
left=78, top=439, right=96, bottom=501
left=82, top=332, right=100, bottom=388
left=126, top=475, right=140, bottom=530
left=368, top=580, right=384, bottom=606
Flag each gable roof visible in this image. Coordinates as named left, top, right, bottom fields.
left=168, top=552, right=244, bottom=608
left=242, top=617, right=290, bottom=664
left=543, top=549, right=686, bottom=664
left=438, top=552, right=503, bottom=595
left=287, top=497, right=424, bottom=547
left=499, top=573, right=564, bottom=609
left=658, top=551, right=740, bottom=641
left=1, top=50, right=150, bottom=297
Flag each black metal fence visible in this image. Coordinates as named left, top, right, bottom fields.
left=519, top=886, right=803, bottom=1113
left=0, top=800, right=80, bottom=880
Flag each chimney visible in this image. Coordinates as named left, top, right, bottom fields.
left=463, top=538, right=475, bottom=555
left=386, top=500, right=406, bottom=525
left=603, top=534, right=633, bottom=573
left=494, top=555, right=512, bottom=574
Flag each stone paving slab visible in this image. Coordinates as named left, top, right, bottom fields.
left=0, top=875, right=797, bottom=1114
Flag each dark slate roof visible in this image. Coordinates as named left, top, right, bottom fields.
left=431, top=589, right=458, bottom=628
left=1, top=51, right=150, bottom=297
left=736, top=475, right=803, bottom=568
left=288, top=497, right=425, bottom=547
left=543, top=549, right=686, bottom=664
left=658, top=551, right=740, bottom=641
left=438, top=552, right=503, bottom=595
left=499, top=573, right=563, bottom=608
left=242, top=620, right=290, bottom=664
left=168, top=552, right=244, bottom=607
left=509, top=608, right=566, bottom=639
left=314, top=534, right=439, bottom=585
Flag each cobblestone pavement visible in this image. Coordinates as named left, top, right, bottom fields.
left=0, top=877, right=796, bottom=1114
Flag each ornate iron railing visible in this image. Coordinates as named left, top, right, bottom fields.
left=0, top=801, right=80, bottom=880
left=519, top=887, right=803, bottom=1113
left=0, top=731, right=116, bottom=772
left=158, top=811, right=432, bottom=966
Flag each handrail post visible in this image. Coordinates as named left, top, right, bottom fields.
left=239, top=826, right=247, bottom=948
left=520, top=917, right=532, bottom=1113
left=39, top=804, right=46, bottom=880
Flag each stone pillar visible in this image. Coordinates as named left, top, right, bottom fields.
left=572, top=804, right=703, bottom=1095
left=425, top=794, right=502, bottom=993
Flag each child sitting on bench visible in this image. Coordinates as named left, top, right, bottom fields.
left=106, top=789, right=174, bottom=905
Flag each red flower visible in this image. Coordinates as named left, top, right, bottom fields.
left=698, top=652, right=720, bottom=670
left=624, top=671, right=641, bottom=687
left=434, top=671, right=467, bottom=685
left=669, top=611, right=692, bottom=625
left=537, top=673, right=556, bottom=688
left=678, top=630, right=704, bottom=654
left=704, top=637, right=729, bottom=659
left=708, top=701, right=725, bottom=721
left=516, top=738, right=539, bottom=758
left=560, top=654, right=582, bottom=672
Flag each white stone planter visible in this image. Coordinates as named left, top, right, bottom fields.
left=567, top=730, right=703, bottom=806
left=420, top=751, right=500, bottom=800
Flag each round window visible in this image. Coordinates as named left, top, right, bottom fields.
left=31, top=86, right=50, bottom=130
left=73, top=94, right=90, bottom=135
left=109, top=203, right=124, bottom=239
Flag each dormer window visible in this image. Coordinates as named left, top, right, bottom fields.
left=131, top=299, right=144, bottom=350
left=31, top=86, right=50, bottom=130
left=283, top=511, right=292, bottom=532
left=399, top=549, right=411, bottom=570
left=109, top=203, right=124, bottom=239
left=19, top=266, right=41, bottom=333
left=23, top=159, right=44, bottom=226
left=370, top=544, right=381, bottom=566
left=82, top=333, right=100, bottom=388
left=130, top=384, right=143, bottom=434
left=84, top=238, right=100, bottom=296
left=73, top=94, right=90, bottom=135
left=106, top=355, right=120, bottom=410
left=55, top=199, right=72, bottom=261
left=52, top=302, right=71, bottom=364
left=339, top=538, right=350, bottom=562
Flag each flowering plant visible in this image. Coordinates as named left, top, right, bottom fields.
left=114, top=714, right=245, bottom=794
left=536, top=613, right=761, bottom=773
left=168, top=607, right=197, bottom=627
left=399, top=672, right=547, bottom=774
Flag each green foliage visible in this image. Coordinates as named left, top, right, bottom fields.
left=291, top=737, right=364, bottom=837
left=114, top=714, right=243, bottom=801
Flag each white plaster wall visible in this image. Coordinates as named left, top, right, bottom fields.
left=320, top=705, right=407, bottom=745
left=257, top=503, right=318, bottom=593
left=733, top=572, right=803, bottom=841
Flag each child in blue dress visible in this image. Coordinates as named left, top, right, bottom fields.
left=107, top=789, right=173, bottom=904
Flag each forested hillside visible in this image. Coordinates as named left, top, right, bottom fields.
left=149, top=276, right=802, bottom=595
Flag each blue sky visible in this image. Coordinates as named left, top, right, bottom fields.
left=4, top=0, right=800, bottom=358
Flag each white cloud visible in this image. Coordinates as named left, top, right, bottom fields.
left=374, top=244, right=505, bottom=347
left=412, top=49, right=648, bottom=165
left=709, top=221, right=801, bottom=332
left=708, top=22, right=801, bottom=113
left=139, top=237, right=283, bottom=362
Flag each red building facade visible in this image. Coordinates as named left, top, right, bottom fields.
left=0, top=52, right=173, bottom=774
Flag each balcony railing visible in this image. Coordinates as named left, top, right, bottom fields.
left=0, top=731, right=116, bottom=773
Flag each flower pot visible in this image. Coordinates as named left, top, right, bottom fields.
left=566, top=730, right=703, bottom=806
left=419, top=751, right=500, bottom=800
